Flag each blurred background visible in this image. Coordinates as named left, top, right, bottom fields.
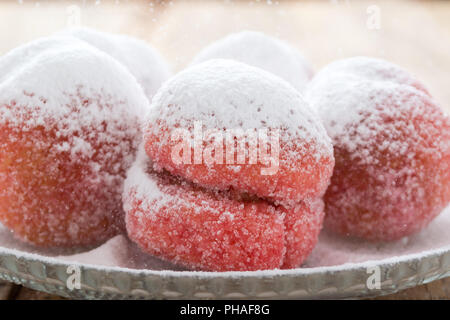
left=0, top=0, right=449, bottom=112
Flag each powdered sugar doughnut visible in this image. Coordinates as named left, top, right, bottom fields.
left=306, top=57, right=450, bottom=241
left=0, top=36, right=149, bottom=247
left=59, top=27, right=171, bottom=100
left=192, top=31, right=313, bottom=92
left=144, top=59, right=334, bottom=205
left=123, top=148, right=325, bottom=271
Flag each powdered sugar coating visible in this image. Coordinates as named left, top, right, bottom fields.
left=56, top=235, right=130, bottom=267
left=307, top=56, right=429, bottom=96
left=192, top=31, right=313, bottom=92
left=306, top=57, right=450, bottom=240
left=59, top=27, right=171, bottom=100
left=123, top=147, right=324, bottom=271
left=145, top=59, right=334, bottom=204
left=0, top=36, right=150, bottom=247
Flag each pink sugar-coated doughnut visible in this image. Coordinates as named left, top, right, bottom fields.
left=59, top=27, right=171, bottom=101
left=0, top=36, right=149, bottom=247
left=306, top=57, right=450, bottom=241
left=191, top=31, right=314, bottom=92
left=144, top=59, right=334, bottom=206
left=123, top=150, right=325, bottom=271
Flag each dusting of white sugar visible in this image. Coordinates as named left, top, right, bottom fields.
left=148, top=59, right=331, bottom=157
left=0, top=36, right=150, bottom=246
left=305, top=56, right=450, bottom=240
left=305, top=56, right=449, bottom=167
left=59, top=27, right=172, bottom=100
left=192, top=31, right=313, bottom=92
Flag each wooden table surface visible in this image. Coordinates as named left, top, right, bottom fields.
left=0, top=0, right=449, bottom=299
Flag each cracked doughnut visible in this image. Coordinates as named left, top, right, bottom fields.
left=0, top=36, right=149, bottom=247
left=144, top=59, right=334, bottom=205
left=306, top=57, right=450, bottom=241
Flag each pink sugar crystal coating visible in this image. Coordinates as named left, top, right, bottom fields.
left=59, top=27, right=171, bottom=101
left=123, top=148, right=324, bottom=271
left=144, top=59, right=334, bottom=205
left=306, top=56, right=450, bottom=241
left=192, top=31, right=313, bottom=92
left=0, top=36, right=149, bottom=247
